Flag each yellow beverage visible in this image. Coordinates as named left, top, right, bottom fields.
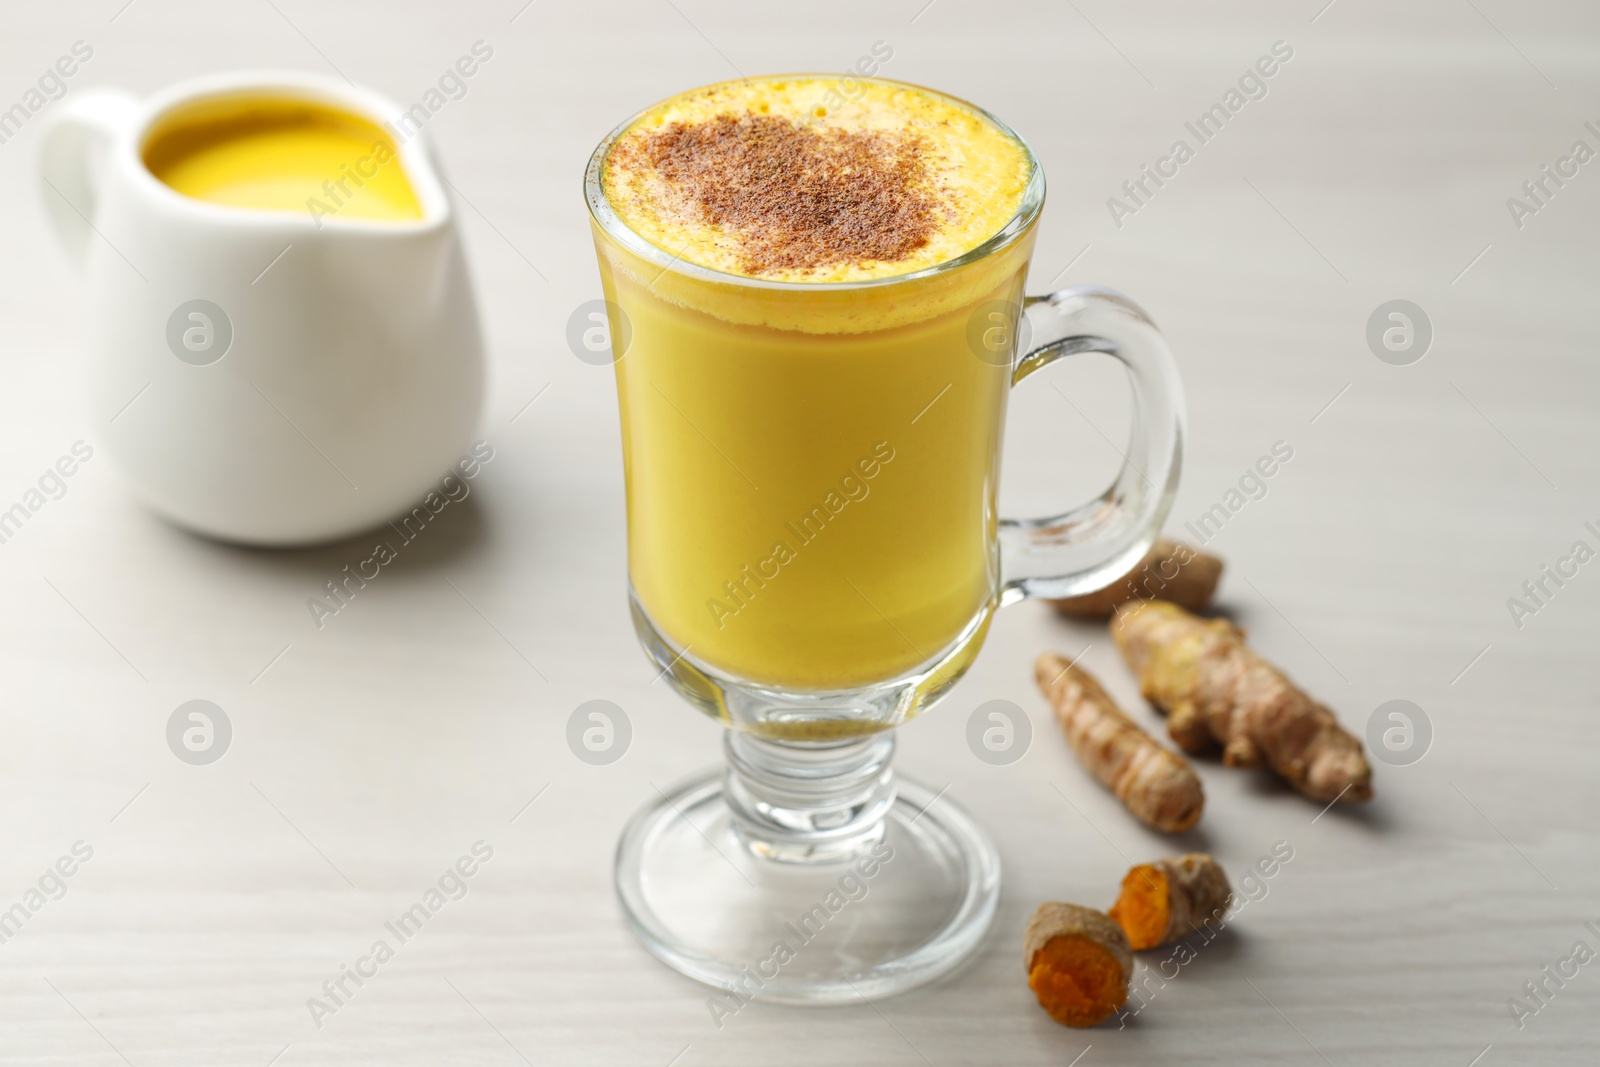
left=143, top=96, right=421, bottom=221
left=594, top=76, right=1037, bottom=691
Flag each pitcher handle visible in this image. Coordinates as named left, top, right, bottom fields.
left=39, top=87, right=141, bottom=270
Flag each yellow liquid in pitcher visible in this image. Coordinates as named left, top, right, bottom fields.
left=143, top=96, right=422, bottom=221
left=597, top=76, right=1035, bottom=690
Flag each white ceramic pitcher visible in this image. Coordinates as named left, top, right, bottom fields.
left=40, top=71, right=485, bottom=546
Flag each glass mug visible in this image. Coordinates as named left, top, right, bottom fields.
left=585, top=77, right=1184, bottom=1004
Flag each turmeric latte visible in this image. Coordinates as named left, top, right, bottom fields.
left=144, top=96, right=421, bottom=221
left=601, top=77, right=1032, bottom=283
left=592, top=77, right=1041, bottom=695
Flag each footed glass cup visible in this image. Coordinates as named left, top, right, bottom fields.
left=586, top=83, right=1184, bottom=1005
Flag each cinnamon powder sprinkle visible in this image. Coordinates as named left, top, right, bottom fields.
left=611, top=112, right=948, bottom=276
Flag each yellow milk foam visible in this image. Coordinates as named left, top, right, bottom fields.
left=601, top=76, right=1034, bottom=285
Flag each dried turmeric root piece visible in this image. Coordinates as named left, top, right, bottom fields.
left=1048, top=539, right=1223, bottom=618
left=1024, top=903, right=1133, bottom=1027
left=1108, top=853, right=1232, bottom=950
left=1034, top=654, right=1204, bottom=833
left=1112, top=600, right=1373, bottom=804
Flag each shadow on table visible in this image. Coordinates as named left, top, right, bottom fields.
left=152, top=492, right=489, bottom=582
left=1239, top=769, right=1395, bottom=834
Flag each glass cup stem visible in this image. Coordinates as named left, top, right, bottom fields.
left=724, top=732, right=897, bottom=863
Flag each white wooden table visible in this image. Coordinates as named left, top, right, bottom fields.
left=1, top=1, right=1596, bottom=1063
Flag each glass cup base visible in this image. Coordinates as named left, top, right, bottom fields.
left=614, top=767, right=1001, bottom=1006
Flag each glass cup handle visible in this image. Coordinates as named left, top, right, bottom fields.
left=998, top=284, right=1186, bottom=605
